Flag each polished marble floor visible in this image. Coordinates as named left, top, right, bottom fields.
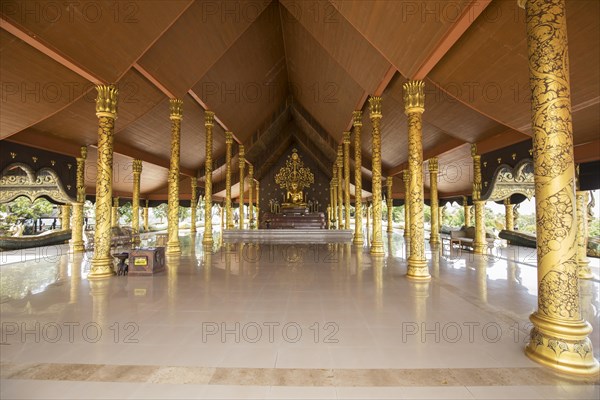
left=0, top=231, right=599, bottom=399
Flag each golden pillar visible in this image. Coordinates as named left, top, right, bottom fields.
left=336, top=145, right=344, bottom=229
left=70, top=146, right=87, bottom=252
left=403, top=81, right=428, bottom=279
left=352, top=111, right=364, bottom=244
left=471, top=144, right=486, bottom=254
left=203, top=111, right=214, bottom=246
left=143, top=200, right=149, bottom=232
left=504, top=198, right=514, bottom=231
left=330, top=176, right=337, bottom=229
left=369, top=96, right=384, bottom=255
left=520, top=0, right=598, bottom=375
left=238, top=145, right=245, bottom=229
left=190, top=177, right=197, bottom=234
left=166, top=99, right=183, bottom=255
left=403, top=169, right=410, bottom=238
left=463, top=196, right=471, bottom=227
left=386, top=178, right=393, bottom=234
left=248, top=165, right=254, bottom=229
left=343, top=131, right=351, bottom=229
left=225, top=131, right=234, bottom=229
left=131, top=159, right=142, bottom=242
left=366, top=202, right=370, bottom=244
left=255, top=180, right=260, bottom=229
left=90, top=85, right=118, bottom=279
left=429, top=157, right=440, bottom=245
left=111, top=197, right=119, bottom=227
left=61, top=204, right=71, bottom=230
left=576, top=191, right=592, bottom=279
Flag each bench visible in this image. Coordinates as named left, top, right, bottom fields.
left=85, top=227, right=139, bottom=251
left=448, top=226, right=495, bottom=253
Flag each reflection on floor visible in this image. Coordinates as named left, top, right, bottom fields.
left=1, top=231, right=599, bottom=399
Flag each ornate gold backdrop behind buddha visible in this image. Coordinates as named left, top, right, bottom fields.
left=258, top=146, right=330, bottom=221
left=275, top=149, right=314, bottom=208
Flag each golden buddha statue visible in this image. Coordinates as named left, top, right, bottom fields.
left=275, top=149, right=314, bottom=209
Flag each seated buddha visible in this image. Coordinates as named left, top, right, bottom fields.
left=283, top=181, right=307, bottom=208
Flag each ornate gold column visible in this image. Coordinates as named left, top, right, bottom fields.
left=111, top=197, right=119, bottom=227
left=504, top=198, right=514, bottom=231
left=330, top=176, right=337, bottom=229
left=463, top=196, right=471, bottom=227
left=143, top=200, right=149, bottom=232
left=336, top=145, right=344, bottom=229
left=353, top=111, right=363, bottom=244
left=343, top=132, right=351, bottom=229
left=520, top=0, right=598, bottom=375
left=61, top=204, right=71, bottom=230
left=576, top=191, right=592, bottom=279
left=255, top=180, right=260, bottom=229
left=190, top=176, right=197, bottom=234
left=386, top=178, right=393, bottom=234
left=203, top=111, right=214, bottom=246
left=429, top=157, right=440, bottom=245
left=366, top=202, right=370, bottom=243
left=471, top=144, right=486, bottom=254
left=248, top=165, right=254, bottom=229
left=166, top=99, right=183, bottom=255
left=369, top=96, right=384, bottom=255
left=225, top=132, right=234, bottom=229
left=238, top=145, right=245, bottom=229
left=70, top=146, right=87, bottom=252
left=403, top=170, right=410, bottom=238
left=403, top=81, right=428, bottom=279
left=90, top=85, right=118, bottom=279
left=131, top=159, right=142, bottom=241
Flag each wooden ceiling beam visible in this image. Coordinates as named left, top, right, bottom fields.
left=575, top=139, right=600, bottom=164
left=0, top=17, right=104, bottom=84
left=412, top=1, right=493, bottom=80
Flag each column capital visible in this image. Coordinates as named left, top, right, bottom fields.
left=132, top=159, right=143, bottom=174
left=342, top=131, right=351, bottom=144
left=337, top=145, right=343, bottom=166
left=402, top=169, right=409, bottom=181
left=428, top=157, right=438, bottom=173
left=248, top=165, right=254, bottom=177
left=225, top=131, right=233, bottom=144
left=386, top=177, right=393, bottom=188
left=169, top=98, right=183, bottom=120
left=368, top=96, right=382, bottom=119
left=113, top=197, right=119, bottom=206
left=503, top=197, right=512, bottom=206
left=80, top=146, right=87, bottom=160
left=205, top=110, right=215, bottom=127
left=352, top=110, right=363, bottom=127
left=95, top=84, right=118, bottom=119
left=191, top=177, right=197, bottom=188
left=471, top=143, right=479, bottom=158
left=403, top=80, right=425, bottom=114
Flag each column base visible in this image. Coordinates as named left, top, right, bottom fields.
left=70, top=241, right=85, bottom=253
left=370, top=241, right=385, bottom=256
left=526, top=312, right=599, bottom=376
left=353, top=234, right=364, bottom=246
left=166, top=241, right=181, bottom=255
left=578, top=263, right=593, bottom=279
left=407, top=257, right=430, bottom=281
left=473, top=242, right=486, bottom=254
left=88, top=257, right=115, bottom=279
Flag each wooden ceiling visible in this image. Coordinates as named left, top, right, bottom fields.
left=1, top=0, right=598, bottom=200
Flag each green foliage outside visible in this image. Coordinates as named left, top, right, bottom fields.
left=0, top=197, right=54, bottom=224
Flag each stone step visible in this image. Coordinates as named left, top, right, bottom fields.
left=222, top=229, right=353, bottom=243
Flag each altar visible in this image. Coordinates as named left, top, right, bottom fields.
left=261, top=149, right=326, bottom=229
